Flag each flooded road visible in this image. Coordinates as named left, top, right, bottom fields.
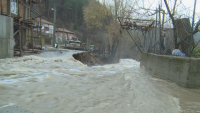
left=0, top=51, right=200, bottom=113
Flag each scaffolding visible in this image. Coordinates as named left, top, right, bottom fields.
left=118, top=17, right=155, bottom=53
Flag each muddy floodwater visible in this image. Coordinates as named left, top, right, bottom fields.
left=0, top=51, right=200, bottom=113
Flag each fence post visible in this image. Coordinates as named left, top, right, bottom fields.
left=40, top=0, right=42, bottom=49
left=159, top=5, right=162, bottom=53
left=154, top=8, right=157, bottom=53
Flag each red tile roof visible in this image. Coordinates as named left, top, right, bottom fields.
left=35, top=18, right=53, bottom=25
left=56, top=28, right=74, bottom=34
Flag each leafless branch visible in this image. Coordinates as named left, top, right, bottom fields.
left=172, top=0, right=177, bottom=16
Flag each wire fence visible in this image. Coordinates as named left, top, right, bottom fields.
left=145, top=2, right=200, bottom=57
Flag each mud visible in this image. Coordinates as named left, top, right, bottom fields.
left=73, top=52, right=112, bottom=66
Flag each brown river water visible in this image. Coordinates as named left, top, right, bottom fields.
left=0, top=51, right=200, bottom=113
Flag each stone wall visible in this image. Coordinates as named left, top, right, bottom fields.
left=0, top=15, right=13, bottom=59
left=140, top=53, right=200, bottom=88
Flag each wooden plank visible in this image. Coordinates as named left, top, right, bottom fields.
left=7, top=0, right=11, bottom=16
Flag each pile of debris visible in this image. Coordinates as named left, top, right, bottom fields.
left=73, top=52, right=102, bottom=66
left=73, top=52, right=111, bottom=66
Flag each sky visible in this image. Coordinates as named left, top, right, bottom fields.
left=99, top=0, right=200, bottom=25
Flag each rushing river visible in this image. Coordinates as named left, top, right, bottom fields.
left=0, top=51, right=200, bottom=113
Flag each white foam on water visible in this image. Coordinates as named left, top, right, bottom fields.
left=0, top=103, right=15, bottom=108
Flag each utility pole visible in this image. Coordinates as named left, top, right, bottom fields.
left=63, top=25, right=65, bottom=46
left=159, top=5, right=162, bottom=53
left=154, top=8, right=157, bottom=53
left=30, top=0, right=33, bottom=51
left=24, top=0, right=27, bottom=45
left=52, top=3, right=56, bottom=47
left=18, top=0, right=22, bottom=56
left=40, top=0, right=42, bottom=49
left=189, top=0, right=197, bottom=56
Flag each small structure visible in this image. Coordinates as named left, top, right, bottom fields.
left=34, top=18, right=53, bottom=35
left=55, top=28, right=85, bottom=49
left=118, top=18, right=155, bottom=31
left=55, top=28, right=81, bottom=47
left=118, top=17, right=155, bottom=53
left=55, top=28, right=74, bottom=40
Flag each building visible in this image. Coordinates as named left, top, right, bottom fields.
left=34, top=18, right=53, bottom=45
left=0, top=0, right=42, bottom=58
left=55, top=28, right=80, bottom=46
left=55, top=28, right=74, bottom=40
left=34, top=18, right=53, bottom=35
left=0, top=0, right=26, bottom=19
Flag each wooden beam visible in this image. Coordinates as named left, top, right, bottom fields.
left=30, top=0, right=34, bottom=50
left=13, top=30, right=19, bottom=36
left=14, top=22, right=31, bottom=29
left=7, top=0, right=11, bottom=16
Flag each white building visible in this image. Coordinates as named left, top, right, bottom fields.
left=34, top=18, right=53, bottom=36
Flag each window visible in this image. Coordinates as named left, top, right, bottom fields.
left=11, top=0, right=18, bottom=15
left=44, top=27, right=49, bottom=31
left=65, top=34, right=68, bottom=40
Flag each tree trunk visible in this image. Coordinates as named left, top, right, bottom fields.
left=108, top=44, right=110, bottom=56
left=111, top=39, right=119, bottom=57
left=48, top=2, right=50, bottom=19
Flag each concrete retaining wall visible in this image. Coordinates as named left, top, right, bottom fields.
left=140, top=53, right=200, bottom=88
left=0, top=15, right=13, bottom=59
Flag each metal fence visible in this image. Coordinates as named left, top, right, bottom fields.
left=144, top=1, right=200, bottom=57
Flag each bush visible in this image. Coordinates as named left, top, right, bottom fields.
left=192, top=47, right=200, bottom=58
